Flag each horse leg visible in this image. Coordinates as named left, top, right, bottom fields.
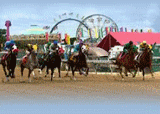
left=142, top=69, right=145, bottom=81
left=28, top=69, right=32, bottom=83
left=71, top=66, right=76, bottom=80
left=149, top=67, right=154, bottom=79
left=2, top=64, right=7, bottom=77
left=20, top=65, right=25, bottom=82
left=45, top=66, right=49, bottom=77
left=65, top=63, right=70, bottom=77
left=51, top=68, right=54, bottom=81
left=2, top=64, right=9, bottom=82
left=32, top=70, right=36, bottom=78
left=58, top=65, right=61, bottom=78
left=119, top=66, right=124, bottom=80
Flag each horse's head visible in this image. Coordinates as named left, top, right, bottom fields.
left=12, top=48, right=19, bottom=56
left=81, top=44, right=89, bottom=55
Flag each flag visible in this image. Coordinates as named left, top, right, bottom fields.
left=45, top=32, right=49, bottom=42
left=98, top=29, right=101, bottom=38
left=81, top=28, right=84, bottom=37
left=95, top=27, right=98, bottom=38
left=101, top=28, right=103, bottom=38
left=148, top=29, right=152, bottom=33
left=135, top=29, right=138, bottom=32
left=81, top=16, right=85, bottom=20
left=110, top=27, right=113, bottom=32
left=106, top=27, right=109, bottom=35
left=43, top=26, right=50, bottom=30
left=69, top=12, right=73, bottom=15
left=76, top=14, right=79, bottom=18
left=62, top=13, right=66, bottom=16
left=67, top=35, right=70, bottom=45
left=53, top=26, right=58, bottom=30
left=88, top=29, right=92, bottom=38
left=115, top=28, right=117, bottom=32
left=54, top=18, right=56, bottom=22
left=59, top=15, right=61, bottom=19
left=58, top=33, right=61, bottom=42
left=65, top=33, right=68, bottom=44
left=125, top=28, right=127, bottom=32
left=120, top=27, right=123, bottom=32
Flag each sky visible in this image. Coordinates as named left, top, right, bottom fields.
left=0, top=0, right=160, bottom=38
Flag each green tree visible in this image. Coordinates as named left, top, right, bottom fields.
left=0, top=29, right=6, bottom=51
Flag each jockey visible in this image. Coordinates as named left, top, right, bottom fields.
left=3, top=40, right=17, bottom=60
left=49, top=40, right=59, bottom=54
left=25, top=44, right=34, bottom=55
left=135, top=41, right=152, bottom=63
left=44, top=41, right=51, bottom=54
left=70, top=39, right=83, bottom=61
left=140, top=41, right=152, bottom=51
left=121, top=41, right=138, bottom=58
left=4, top=40, right=17, bottom=52
left=22, top=44, right=34, bottom=64
left=33, top=44, right=38, bottom=53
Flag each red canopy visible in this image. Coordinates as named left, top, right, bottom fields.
left=97, top=32, right=160, bottom=52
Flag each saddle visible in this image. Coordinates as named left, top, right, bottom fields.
left=22, top=55, right=28, bottom=65
left=2, top=54, right=9, bottom=61
left=70, top=52, right=79, bottom=62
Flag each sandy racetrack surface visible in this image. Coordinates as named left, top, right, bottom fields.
left=0, top=66, right=160, bottom=98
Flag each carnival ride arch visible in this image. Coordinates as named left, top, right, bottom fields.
left=50, top=18, right=89, bottom=34
left=76, top=14, right=119, bottom=40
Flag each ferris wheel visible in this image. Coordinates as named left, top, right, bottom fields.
left=76, top=14, right=118, bottom=41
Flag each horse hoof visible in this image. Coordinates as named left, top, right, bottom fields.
left=73, top=77, right=76, bottom=81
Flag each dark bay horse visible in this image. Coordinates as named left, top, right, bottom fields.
left=136, top=46, right=154, bottom=80
left=114, top=48, right=138, bottom=80
left=65, top=44, right=89, bottom=80
left=1, top=49, right=19, bottom=82
left=19, top=50, right=39, bottom=82
left=42, top=50, right=61, bottom=81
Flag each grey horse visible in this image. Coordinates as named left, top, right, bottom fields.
left=19, top=51, right=40, bottom=82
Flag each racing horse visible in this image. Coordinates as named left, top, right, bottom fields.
left=136, top=44, right=155, bottom=80
left=65, top=44, right=89, bottom=80
left=43, top=48, right=62, bottom=81
left=114, top=47, right=138, bottom=80
left=19, top=50, right=40, bottom=82
left=1, top=48, right=19, bottom=82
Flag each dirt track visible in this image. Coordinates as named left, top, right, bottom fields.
left=0, top=66, right=160, bottom=99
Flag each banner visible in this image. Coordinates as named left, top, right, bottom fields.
left=45, top=32, right=49, bottom=42
left=67, top=35, right=70, bottom=45
left=120, top=27, right=123, bottom=32
left=106, top=27, right=109, bottom=35
left=81, top=28, right=84, bottom=37
left=58, top=33, right=61, bottom=42
left=65, top=33, right=68, bottom=44
left=95, top=27, right=98, bottom=38
left=101, top=28, right=103, bottom=38
left=125, top=28, right=127, bottom=32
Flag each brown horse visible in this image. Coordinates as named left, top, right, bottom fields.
left=114, top=48, right=138, bottom=80
left=136, top=46, right=154, bottom=80
left=65, top=44, right=89, bottom=80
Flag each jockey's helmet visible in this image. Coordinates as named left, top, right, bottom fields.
left=47, top=41, right=51, bottom=46
left=143, top=41, right=147, bottom=44
left=129, top=41, right=133, bottom=45
left=27, top=44, right=32, bottom=48
left=53, top=40, right=58, bottom=45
